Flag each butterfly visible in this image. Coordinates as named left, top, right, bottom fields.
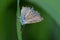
left=20, top=6, right=43, bottom=25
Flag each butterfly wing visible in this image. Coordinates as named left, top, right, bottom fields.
left=20, top=7, right=43, bottom=25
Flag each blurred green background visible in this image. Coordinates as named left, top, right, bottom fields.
left=0, top=0, right=17, bottom=40
left=20, top=0, right=60, bottom=40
